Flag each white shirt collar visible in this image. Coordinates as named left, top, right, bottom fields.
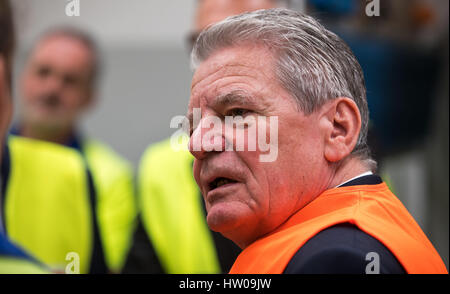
left=335, top=171, right=373, bottom=188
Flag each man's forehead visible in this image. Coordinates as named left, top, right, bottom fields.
left=188, top=45, right=281, bottom=119
left=191, top=45, right=275, bottom=94
left=30, top=36, right=92, bottom=65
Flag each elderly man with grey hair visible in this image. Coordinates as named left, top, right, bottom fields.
left=187, top=8, right=447, bottom=274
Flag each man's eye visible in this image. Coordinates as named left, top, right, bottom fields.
left=36, top=66, right=51, bottom=78
left=227, top=108, right=250, bottom=117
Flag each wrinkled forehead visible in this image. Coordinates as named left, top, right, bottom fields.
left=190, top=44, right=277, bottom=106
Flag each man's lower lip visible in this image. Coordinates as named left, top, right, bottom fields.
left=206, top=182, right=240, bottom=200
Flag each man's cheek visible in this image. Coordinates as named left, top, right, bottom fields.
left=25, top=78, right=41, bottom=97
left=255, top=115, right=279, bottom=163
left=192, top=160, right=203, bottom=191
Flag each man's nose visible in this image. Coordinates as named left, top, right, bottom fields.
left=189, top=117, right=226, bottom=160
left=43, top=74, right=64, bottom=93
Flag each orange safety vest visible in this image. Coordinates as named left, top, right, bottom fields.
left=229, top=183, right=448, bottom=274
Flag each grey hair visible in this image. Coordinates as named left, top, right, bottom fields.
left=191, top=8, right=376, bottom=171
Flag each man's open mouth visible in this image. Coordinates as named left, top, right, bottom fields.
left=208, top=177, right=238, bottom=191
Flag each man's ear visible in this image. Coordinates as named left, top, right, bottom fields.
left=320, top=97, right=361, bottom=163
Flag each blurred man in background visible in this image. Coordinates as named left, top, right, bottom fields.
left=0, top=0, right=48, bottom=274
left=6, top=27, right=136, bottom=273
left=0, top=0, right=13, bottom=152
left=123, top=0, right=282, bottom=274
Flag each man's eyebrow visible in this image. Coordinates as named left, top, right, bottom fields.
left=214, top=90, right=259, bottom=107
left=186, top=90, right=266, bottom=130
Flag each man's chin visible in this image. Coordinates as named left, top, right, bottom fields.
left=206, top=202, right=249, bottom=236
left=28, top=115, right=69, bottom=131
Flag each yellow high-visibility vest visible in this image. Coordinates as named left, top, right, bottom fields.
left=0, top=257, right=50, bottom=274
left=2, top=135, right=136, bottom=273
left=82, top=139, right=137, bottom=272
left=138, top=137, right=220, bottom=273
left=4, top=135, right=92, bottom=273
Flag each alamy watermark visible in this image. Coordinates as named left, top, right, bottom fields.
left=365, top=0, right=380, bottom=17
left=65, top=251, right=80, bottom=274
left=170, top=108, right=279, bottom=162
left=365, top=251, right=380, bottom=274
left=65, top=0, right=80, bottom=17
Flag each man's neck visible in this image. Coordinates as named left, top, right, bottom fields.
left=327, top=157, right=372, bottom=190
left=20, top=122, right=74, bottom=145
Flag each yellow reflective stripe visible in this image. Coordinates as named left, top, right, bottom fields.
left=83, top=139, right=136, bottom=272
left=5, top=136, right=92, bottom=274
left=139, top=138, right=220, bottom=273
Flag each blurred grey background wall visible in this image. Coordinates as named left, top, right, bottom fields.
left=12, top=0, right=197, bottom=165
left=9, top=0, right=449, bottom=268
